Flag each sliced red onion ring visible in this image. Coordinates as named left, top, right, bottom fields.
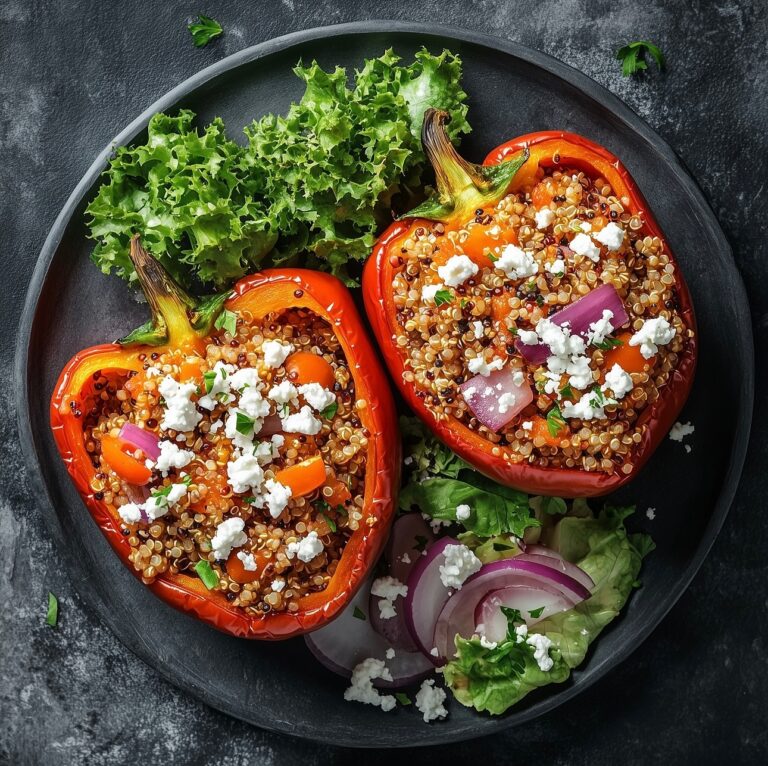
left=432, top=558, right=591, bottom=661
left=119, top=423, right=160, bottom=460
left=476, top=586, right=576, bottom=643
left=305, top=576, right=433, bottom=689
left=404, top=537, right=459, bottom=661
left=514, top=551, right=595, bottom=592
left=516, top=283, right=630, bottom=364
left=460, top=367, right=533, bottom=432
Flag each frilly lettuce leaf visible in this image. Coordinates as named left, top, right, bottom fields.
left=443, top=506, right=651, bottom=714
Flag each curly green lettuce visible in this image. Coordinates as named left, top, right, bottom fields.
left=443, top=506, right=653, bottom=714
left=86, top=48, right=470, bottom=290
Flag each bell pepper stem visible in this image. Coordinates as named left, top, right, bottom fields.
left=402, top=108, right=529, bottom=224
left=118, top=235, right=229, bottom=347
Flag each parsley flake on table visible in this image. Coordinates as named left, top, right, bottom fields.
left=617, top=41, right=665, bottom=77
left=187, top=15, right=223, bottom=48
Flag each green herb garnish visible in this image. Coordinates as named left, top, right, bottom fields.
left=353, top=606, right=366, bottom=621
left=593, top=336, right=624, bottom=351
left=541, top=496, right=568, bottom=516
left=214, top=309, right=238, bottom=336
left=395, top=692, right=412, bottom=706
left=528, top=606, right=545, bottom=618
left=235, top=411, right=255, bottom=435
left=320, top=401, right=338, bottom=420
left=559, top=383, right=575, bottom=399
left=203, top=370, right=217, bottom=394
left=194, top=560, right=219, bottom=589
left=46, top=592, right=58, bottom=627
left=617, top=41, right=665, bottom=77
left=434, top=289, right=454, bottom=307
left=546, top=403, right=566, bottom=438
left=187, top=15, right=223, bottom=48
left=321, top=513, right=337, bottom=533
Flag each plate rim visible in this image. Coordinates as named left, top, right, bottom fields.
left=14, top=20, right=754, bottom=747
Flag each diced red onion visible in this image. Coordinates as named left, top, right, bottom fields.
left=459, top=367, right=533, bottom=432
left=305, top=576, right=433, bottom=688
left=257, top=414, right=283, bottom=436
left=119, top=423, right=160, bottom=460
left=516, top=283, right=629, bottom=364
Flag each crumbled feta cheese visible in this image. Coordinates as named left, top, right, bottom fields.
left=401, top=552, right=411, bottom=564
left=514, top=624, right=528, bottom=642
left=414, top=679, right=448, bottom=722
left=570, top=232, right=600, bottom=262
left=149, top=440, right=194, bottom=476
left=423, top=514, right=452, bottom=535
left=578, top=220, right=593, bottom=233
left=145, top=366, right=162, bottom=378
left=439, top=544, right=482, bottom=589
left=237, top=551, right=258, bottom=571
left=511, top=369, right=525, bottom=386
left=371, top=576, right=408, bottom=620
left=467, top=355, right=504, bottom=377
left=421, top=283, right=445, bottom=303
left=564, top=355, right=593, bottom=390
left=471, top=320, right=485, bottom=339
left=197, top=361, right=235, bottom=410
left=586, top=309, right=615, bottom=346
left=117, top=503, right=143, bottom=524
left=142, top=496, right=168, bottom=520
left=209, top=419, right=223, bottom=434
left=437, top=254, right=478, bottom=287
left=298, top=382, right=335, bottom=411
left=518, top=329, right=539, bottom=345
left=646, top=507, right=656, bottom=520
left=261, top=478, right=292, bottom=519
left=669, top=421, right=695, bottom=443
left=158, top=376, right=202, bottom=432
left=495, top=244, right=538, bottom=280
left=271, top=578, right=285, bottom=592
left=268, top=380, right=299, bottom=408
left=522, top=420, right=533, bottom=431
left=343, top=658, right=396, bottom=712
left=545, top=259, right=566, bottom=276
left=497, top=392, right=517, bottom=414
left=603, top=363, right=634, bottom=399
left=594, top=221, right=625, bottom=251
left=224, top=410, right=255, bottom=450
left=536, top=318, right=585, bottom=357
left=526, top=633, right=554, bottom=672
left=286, top=530, right=324, bottom=563
left=561, top=392, right=615, bottom=421
left=281, top=405, right=322, bottom=435
left=229, top=367, right=261, bottom=391
left=629, top=317, right=675, bottom=359
left=479, top=635, right=498, bottom=650
left=211, top=517, right=248, bottom=560
left=455, top=503, right=471, bottom=521
left=226, top=453, right=264, bottom=494
left=534, top=208, right=555, bottom=229
left=238, top=386, right=271, bottom=422
left=385, top=648, right=396, bottom=660
left=262, top=340, right=294, bottom=368
left=685, top=444, right=692, bottom=454
left=165, top=483, right=188, bottom=505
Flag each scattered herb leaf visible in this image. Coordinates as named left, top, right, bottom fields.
left=46, top=592, right=58, bottom=627
left=236, top=411, right=255, bottom=435
left=559, top=382, right=575, bottom=399
left=528, top=606, right=545, bottom=618
left=434, top=289, right=454, bottom=307
left=593, top=336, right=624, bottom=351
left=546, top=403, right=566, bottom=437
left=617, top=41, right=665, bottom=77
left=188, top=15, right=223, bottom=48
left=202, top=369, right=217, bottom=394
left=195, top=560, right=219, bottom=589
left=395, top=692, right=412, bottom=706
left=353, top=606, right=366, bottom=621
left=320, top=512, right=337, bottom=533
left=214, top=309, right=238, bottom=336
left=320, top=401, right=338, bottom=420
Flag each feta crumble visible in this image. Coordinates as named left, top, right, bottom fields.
left=439, top=544, right=482, bottom=589
left=629, top=316, right=675, bottom=359
left=414, top=679, right=448, bottom=722
left=522, top=420, right=533, bottom=431
left=570, top=232, right=600, bottom=262
left=471, top=320, right=485, bottom=339
left=343, top=658, right=396, bottom=712
left=271, top=578, right=286, bottom=592
left=385, top=648, right=396, bottom=660
left=211, top=517, right=248, bottom=560
left=237, top=551, right=258, bottom=571
left=229, top=367, right=261, bottom=391
left=545, top=258, right=566, bottom=276
left=261, top=479, right=292, bottom=519
left=586, top=309, right=615, bottom=346
left=157, top=376, right=202, bottom=432
left=467, top=355, right=504, bottom=377
left=497, top=392, right=517, bottom=414
left=646, top=507, right=656, bottom=520
left=197, top=361, right=235, bottom=410
left=226, top=453, right=265, bottom=494
left=262, top=340, right=294, bottom=368
left=286, top=531, right=324, bottom=563
left=594, top=221, right=625, bottom=251
left=281, top=405, right=322, bottom=435
left=371, top=576, right=408, bottom=620
left=437, top=254, right=478, bottom=287
left=495, top=243, right=538, bottom=280
left=421, top=283, right=445, bottom=303
left=669, top=421, right=695, bottom=443
left=602, top=363, right=634, bottom=399
left=117, top=502, right=143, bottom=524
left=268, top=380, right=299, bottom=408
left=149, top=440, right=194, bottom=476
left=455, top=503, right=471, bottom=521
left=534, top=207, right=555, bottom=229
left=526, top=632, right=554, bottom=672
left=298, top=382, right=335, bottom=411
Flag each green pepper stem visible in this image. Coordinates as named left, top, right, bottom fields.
left=118, top=235, right=228, bottom=347
left=403, top=108, right=529, bottom=223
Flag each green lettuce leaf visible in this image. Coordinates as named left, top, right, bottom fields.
left=443, top=506, right=650, bottom=714
left=456, top=531, right=523, bottom=563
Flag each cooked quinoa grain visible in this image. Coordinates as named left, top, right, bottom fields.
left=84, top=308, right=367, bottom=616
left=392, top=168, right=694, bottom=475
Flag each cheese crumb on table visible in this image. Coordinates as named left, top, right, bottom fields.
left=439, top=544, right=482, bottom=589
left=371, top=576, right=408, bottom=619
left=343, top=658, right=396, bottom=712
left=415, top=679, right=448, bottom=722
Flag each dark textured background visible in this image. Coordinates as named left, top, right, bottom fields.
left=1, top=1, right=766, bottom=764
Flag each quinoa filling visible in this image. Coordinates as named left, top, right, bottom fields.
left=84, top=307, right=370, bottom=616
left=392, top=167, right=693, bottom=475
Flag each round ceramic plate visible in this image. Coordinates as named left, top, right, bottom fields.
left=15, top=22, right=753, bottom=747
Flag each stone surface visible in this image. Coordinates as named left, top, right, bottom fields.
left=1, top=0, right=766, bottom=763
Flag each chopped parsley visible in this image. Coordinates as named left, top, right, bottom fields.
left=194, top=560, right=219, bottom=589
left=46, top=592, right=58, bottom=627
left=202, top=369, right=217, bottom=394
left=593, top=336, right=624, bottom=351
left=235, top=411, right=255, bottom=435
left=588, top=386, right=607, bottom=409
left=559, top=382, right=575, bottom=399
left=187, top=15, right=223, bottom=48
left=434, top=289, right=454, bottom=307
left=617, top=41, right=665, bottom=77
left=528, top=606, right=545, bottom=618
left=546, top=403, right=567, bottom=437
left=352, top=606, right=366, bottom=621
left=320, top=401, right=338, bottom=419
left=395, top=692, right=412, bottom=706
left=320, top=512, right=337, bottom=533
left=214, top=308, right=238, bottom=336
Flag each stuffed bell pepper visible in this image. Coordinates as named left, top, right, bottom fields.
left=51, top=236, right=399, bottom=638
left=363, top=109, right=696, bottom=497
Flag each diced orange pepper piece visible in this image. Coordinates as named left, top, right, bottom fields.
left=285, top=351, right=335, bottom=390
left=226, top=548, right=270, bottom=584
left=603, top=331, right=653, bottom=375
left=101, top=434, right=152, bottom=485
left=274, top=455, right=326, bottom=498
left=529, top=415, right=568, bottom=448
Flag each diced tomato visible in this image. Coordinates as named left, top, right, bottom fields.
left=101, top=435, right=152, bottom=485
left=285, top=352, right=335, bottom=390
left=274, top=455, right=327, bottom=498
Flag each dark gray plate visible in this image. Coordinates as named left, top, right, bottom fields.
left=15, top=22, right=753, bottom=748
